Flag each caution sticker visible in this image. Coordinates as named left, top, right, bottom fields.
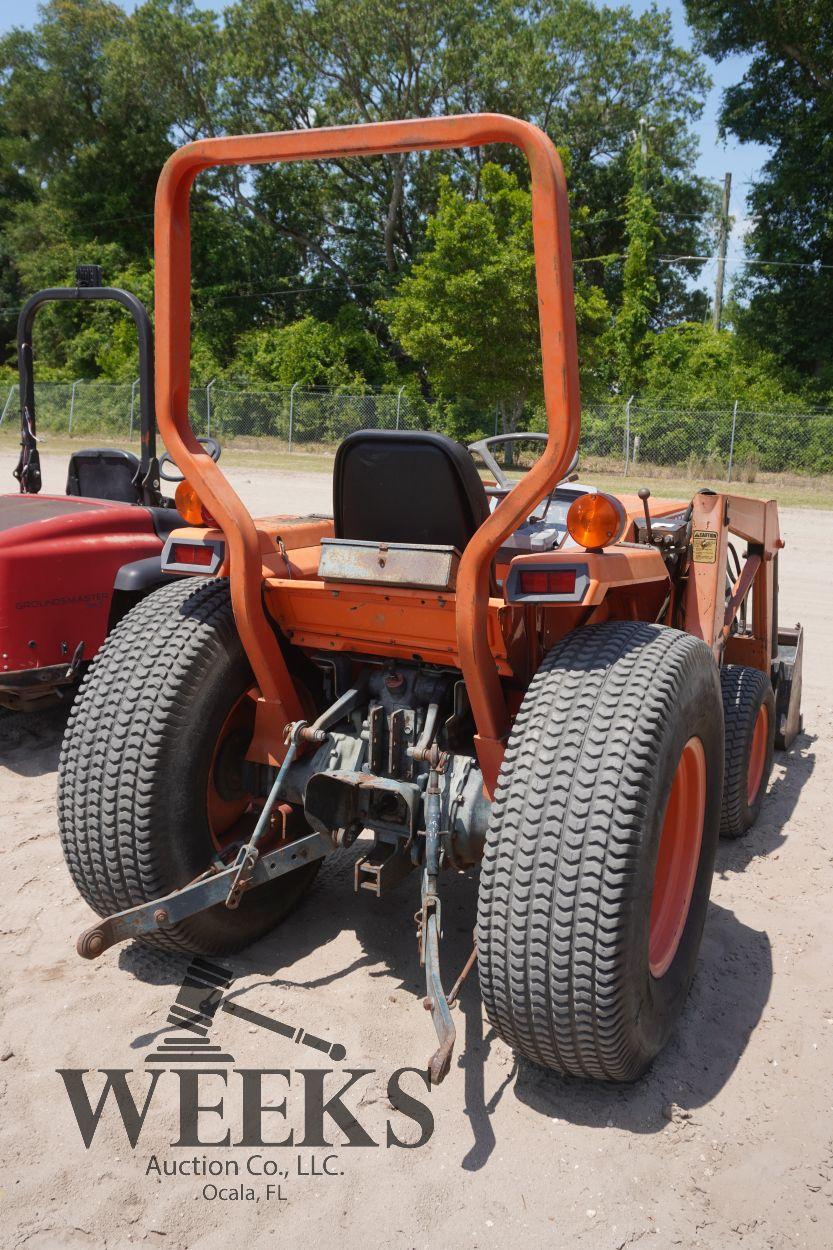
left=692, top=529, right=718, bottom=563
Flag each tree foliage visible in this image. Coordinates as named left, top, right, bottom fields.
left=615, top=123, right=663, bottom=396
left=0, top=1, right=716, bottom=370
left=685, top=1, right=833, bottom=388
left=9, top=0, right=822, bottom=420
left=235, top=305, right=394, bottom=388
left=382, top=164, right=608, bottom=433
left=640, top=322, right=805, bottom=410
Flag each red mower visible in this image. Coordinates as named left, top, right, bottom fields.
left=0, top=265, right=219, bottom=711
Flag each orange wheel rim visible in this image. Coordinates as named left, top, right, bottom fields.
left=746, top=705, right=769, bottom=805
left=206, top=688, right=257, bottom=852
left=649, top=736, right=707, bottom=979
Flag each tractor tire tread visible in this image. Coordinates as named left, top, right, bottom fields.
left=719, top=663, right=775, bottom=839
left=477, top=621, right=721, bottom=1081
left=59, top=578, right=252, bottom=954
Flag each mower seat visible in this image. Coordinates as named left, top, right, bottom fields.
left=66, top=448, right=141, bottom=504
left=333, top=430, right=490, bottom=552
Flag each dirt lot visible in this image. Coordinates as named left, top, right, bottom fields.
left=1, top=459, right=832, bottom=1249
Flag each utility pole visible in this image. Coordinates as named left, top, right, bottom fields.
left=712, top=172, right=732, bottom=331
left=639, top=116, right=649, bottom=163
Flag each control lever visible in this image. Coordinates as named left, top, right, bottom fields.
left=638, top=487, right=653, bottom=544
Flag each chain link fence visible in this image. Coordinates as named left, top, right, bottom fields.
left=0, top=381, right=426, bottom=451
left=2, top=381, right=833, bottom=479
left=201, top=385, right=428, bottom=447
left=580, top=400, right=833, bottom=479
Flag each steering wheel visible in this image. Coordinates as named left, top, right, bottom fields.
left=468, top=433, right=579, bottom=489
left=468, top=433, right=543, bottom=494
left=158, top=436, right=222, bottom=483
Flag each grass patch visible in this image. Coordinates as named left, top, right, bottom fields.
left=587, top=466, right=833, bottom=510
left=2, top=428, right=831, bottom=509
left=0, top=427, right=336, bottom=476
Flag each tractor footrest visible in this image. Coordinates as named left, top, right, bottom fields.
left=354, top=840, right=414, bottom=897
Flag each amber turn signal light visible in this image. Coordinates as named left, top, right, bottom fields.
left=566, top=492, right=626, bottom=550
left=175, top=479, right=215, bottom=527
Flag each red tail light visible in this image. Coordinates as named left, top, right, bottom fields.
left=161, top=535, right=224, bottom=575
left=518, top=568, right=577, bottom=596
left=169, top=542, right=214, bottom=567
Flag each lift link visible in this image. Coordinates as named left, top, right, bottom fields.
left=225, top=719, right=327, bottom=909
left=75, top=830, right=332, bottom=959
left=74, top=698, right=354, bottom=958
left=413, top=744, right=457, bottom=1085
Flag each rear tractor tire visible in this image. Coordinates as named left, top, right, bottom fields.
left=719, top=664, right=775, bottom=839
left=477, top=621, right=723, bottom=1082
left=58, top=577, right=319, bottom=956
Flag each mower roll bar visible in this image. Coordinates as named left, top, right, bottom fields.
left=153, top=113, right=581, bottom=781
left=15, top=284, right=161, bottom=504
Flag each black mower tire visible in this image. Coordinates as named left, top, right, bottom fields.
left=477, top=621, right=723, bottom=1082
left=58, top=577, right=319, bottom=956
left=719, top=664, right=775, bottom=839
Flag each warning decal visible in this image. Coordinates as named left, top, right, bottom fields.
left=692, top=529, right=718, bottom=563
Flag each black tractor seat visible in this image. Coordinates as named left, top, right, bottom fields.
left=325, top=429, right=493, bottom=593
left=333, top=429, right=490, bottom=551
left=66, top=448, right=142, bottom=504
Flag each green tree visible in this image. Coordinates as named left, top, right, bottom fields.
left=641, top=322, right=806, bottom=409
left=0, top=116, right=36, bottom=356
left=0, top=0, right=716, bottom=384
left=381, top=164, right=609, bottom=433
left=631, top=321, right=831, bottom=474
left=0, top=0, right=294, bottom=368
left=478, top=1, right=714, bottom=325
left=235, top=305, right=393, bottom=388
left=226, top=0, right=715, bottom=312
left=685, top=1, right=833, bottom=388
left=615, top=121, right=663, bottom=395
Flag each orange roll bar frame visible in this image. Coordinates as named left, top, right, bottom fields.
left=154, top=114, right=581, bottom=767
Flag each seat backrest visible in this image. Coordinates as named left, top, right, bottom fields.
left=333, top=430, right=490, bottom=551
left=66, top=448, right=141, bottom=503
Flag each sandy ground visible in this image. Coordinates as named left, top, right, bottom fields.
left=1, top=457, right=832, bottom=1249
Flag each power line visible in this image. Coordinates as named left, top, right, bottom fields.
left=3, top=247, right=831, bottom=321
left=575, top=251, right=833, bottom=271
left=665, top=253, right=833, bottom=271
left=0, top=278, right=382, bottom=320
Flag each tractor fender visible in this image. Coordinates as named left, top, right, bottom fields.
left=109, top=556, right=188, bottom=630
left=113, top=554, right=174, bottom=593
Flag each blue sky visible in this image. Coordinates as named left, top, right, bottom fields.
left=627, top=0, right=769, bottom=285
left=2, top=0, right=766, bottom=281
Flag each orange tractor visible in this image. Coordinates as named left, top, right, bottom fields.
left=58, top=116, right=802, bottom=1084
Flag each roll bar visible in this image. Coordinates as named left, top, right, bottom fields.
left=153, top=113, right=581, bottom=773
left=14, top=279, right=161, bottom=503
